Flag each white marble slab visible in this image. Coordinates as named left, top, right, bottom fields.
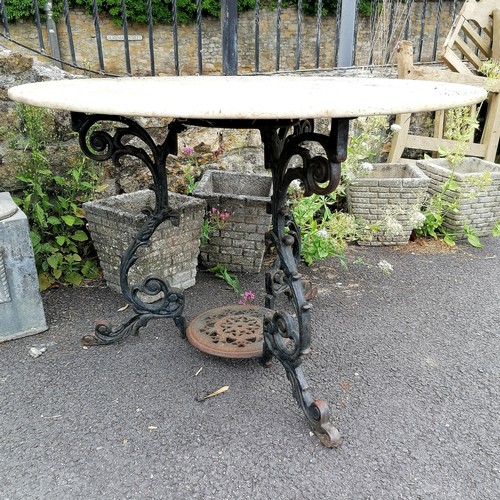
left=8, top=75, right=487, bottom=119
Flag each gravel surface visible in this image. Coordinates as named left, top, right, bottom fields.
left=1, top=238, right=499, bottom=499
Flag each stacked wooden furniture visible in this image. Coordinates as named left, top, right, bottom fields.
left=388, top=0, right=500, bottom=163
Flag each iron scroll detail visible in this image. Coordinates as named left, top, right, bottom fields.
left=260, top=118, right=349, bottom=447
left=72, top=112, right=347, bottom=447
left=72, top=113, right=187, bottom=345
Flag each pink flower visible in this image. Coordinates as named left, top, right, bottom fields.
left=239, top=290, right=255, bottom=305
left=182, top=146, right=194, bottom=156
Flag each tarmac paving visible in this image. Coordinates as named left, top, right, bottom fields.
left=1, top=237, right=499, bottom=499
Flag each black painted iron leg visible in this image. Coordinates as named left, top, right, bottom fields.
left=260, top=118, right=349, bottom=448
left=71, top=113, right=188, bottom=346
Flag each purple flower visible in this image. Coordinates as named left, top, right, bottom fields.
left=239, top=290, right=255, bottom=305
left=182, top=146, right=194, bottom=156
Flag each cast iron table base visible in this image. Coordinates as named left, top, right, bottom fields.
left=76, top=113, right=347, bottom=448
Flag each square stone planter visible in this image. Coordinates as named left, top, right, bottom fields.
left=346, top=163, right=429, bottom=246
left=193, top=170, right=272, bottom=273
left=417, top=157, right=500, bottom=237
left=84, top=190, right=206, bottom=297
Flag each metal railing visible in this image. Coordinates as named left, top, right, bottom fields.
left=0, top=0, right=463, bottom=77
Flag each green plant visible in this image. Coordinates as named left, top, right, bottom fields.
left=3, top=0, right=62, bottom=22
left=210, top=262, right=241, bottom=294
left=200, top=207, right=231, bottom=246
left=70, top=0, right=257, bottom=25
left=287, top=116, right=400, bottom=265
left=438, top=106, right=480, bottom=167
left=290, top=192, right=358, bottom=267
left=413, top=170, right=458, bottom=246
left=12, top=104, right=104, bottom=290
left=4, top=0, right=374, bottom=24
left=209, top=263, right=255, bottom=304
left=462, top=223, right=482, bottom=248
left=479, top=59, right=500, bottom=91
left=264, top=1, right=374, bottom=17
left=184, top=166, right=199, bottom=194
left=342, top=116, right=394, bottom=195
left=178, top=146, right=201, bottom=194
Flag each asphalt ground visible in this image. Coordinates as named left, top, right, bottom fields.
left=1, top=238, right=499, bottom=499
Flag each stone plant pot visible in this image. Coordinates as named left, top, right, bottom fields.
left=346, top=163, right=429, bottom=246
left=416, top=157, right=500, bottom=238
left=193, top=170, right=272, bottom=273
left=84, top=190, right=206, bottom=298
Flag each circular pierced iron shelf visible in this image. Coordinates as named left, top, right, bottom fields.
left=186, top=305, right=273, bottom=358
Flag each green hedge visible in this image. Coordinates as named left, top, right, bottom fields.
left=3, top=0, right=373, bottom=25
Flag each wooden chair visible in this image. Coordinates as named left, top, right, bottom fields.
left=441, top=0, right=500, bottom=74
left=388, top=0, right=500, bottom=163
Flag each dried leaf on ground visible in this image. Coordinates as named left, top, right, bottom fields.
left=196, top=385, right=229, bottom=402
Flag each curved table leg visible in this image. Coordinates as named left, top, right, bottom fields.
left=72, top=113, right=187, bottom=346
left=260, top=118, right=349, bottom=448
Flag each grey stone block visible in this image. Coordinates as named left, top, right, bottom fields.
left=0, top=192, right=47, bottom=342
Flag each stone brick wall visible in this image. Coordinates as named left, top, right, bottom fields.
left=2, top=2, right=459, bottom=76
left=0, top=47, right=82, bottom=191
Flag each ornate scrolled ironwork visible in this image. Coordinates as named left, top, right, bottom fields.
left=72, top=111, right=347, bottom=446
left=72, top=113, right=187, bottom=345
left=260, top=118, right=349, bottom=447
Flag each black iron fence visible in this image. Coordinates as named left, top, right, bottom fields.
left=0, top=0, right=464, bottom=76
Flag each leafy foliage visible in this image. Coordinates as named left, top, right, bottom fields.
left=209, top=262, right=242, bottom=295
left=413, top=171, right=458, bottom=246
left=12, top=105, right=104, bottom=291
left=438, top=106, right=480, bottom=167
left=289, top=191, right=358, bottom=266
left=4, top=0, right=374, bottom=24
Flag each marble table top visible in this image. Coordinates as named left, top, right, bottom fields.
left=8, top=75, right=487, bottom=120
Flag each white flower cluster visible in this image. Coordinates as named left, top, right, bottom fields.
left=382, top=216, right=403, bottom=238
left=378, top=260, right=394, bottom=275
left=409, top=210, right=426, bottom=229
left=360, top=162, right=374, bottom=173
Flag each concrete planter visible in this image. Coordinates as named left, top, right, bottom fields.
left=0, top=192, right=47, bottom=342
left=346, top=163, right=429, bottom=246
left=417, top=158, right=500, bottom=237
left=193, top=170, right=272, bottom=273
left=84, top=190, right=206, bottom=297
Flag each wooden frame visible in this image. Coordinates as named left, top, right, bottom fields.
left=388, top=0, right=500, bottom=163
